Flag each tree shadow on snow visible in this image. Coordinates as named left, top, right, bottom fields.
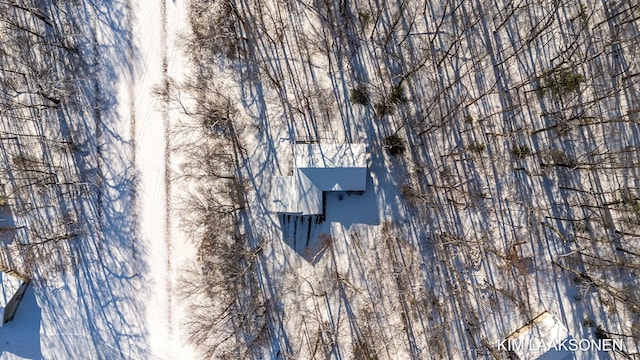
left=28, top=0, right=153, bottom=358
left=278, top=172, right=380, bottom=264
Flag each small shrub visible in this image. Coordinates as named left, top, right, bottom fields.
left=573, top=272, right=594, bottom=286
left=374, top=100, right=395, bottom=117
left=467, top=142, right=486, bottom=154
left=318, top=233, right=333, bottom=250
left=543, top=69, right=585, bottom=96
left=384, top=134, right=406, bottom=156
left=12, top=155, right=39, bottom=169
left=549, top=149, right=576, bottom=167
left=358, top=11, right=372, bottom=29
left=470, top=190, right=487, bottom=200
left=352, top=338, right=377, bottom=360
left=401, top=184, right=418, bottom=198
left=555, top=121, right=572, bottom=136
left=464, top=115, right=474, bottom=124
left=389, top=84, right=407, bottom=104
left=595, top=325, right=610, bottom=340
left=573, top=221, right=589, bottom=233
left=350, top=86, right=370, bottom=105
left=620, top=188, right=640, bottom=213
left=583, top=318, right=594, bottom=328
left=511, top=144, right=531, bottom=159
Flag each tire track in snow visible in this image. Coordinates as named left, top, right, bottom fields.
left=126, top=0, right=140, bottom=278
left=90, top=8, right=104, bottom=238
left=131, top=0, right=174, bottom=352
left=159, top=0, right=175, bottom=341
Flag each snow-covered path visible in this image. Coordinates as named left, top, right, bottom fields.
left=130, top=0, right=172, bottom=355
left=127, top=0, right=195, bottom=357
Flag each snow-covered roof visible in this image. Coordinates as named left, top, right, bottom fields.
left=505, top=312, right=574, bottom=360
left=295, top=143, right=367, bottom=169
left=271, top=172, right=323, bottom=215
left=271, top=143, right=368, bottom=215
left=0, top=271, right=22, bottom=308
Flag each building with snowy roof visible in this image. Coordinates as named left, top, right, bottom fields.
left=270, top=143, right=368, bottom=215
left=0, top=268, right=30, bottom=327
left=503, top=311, right=575, bottom=360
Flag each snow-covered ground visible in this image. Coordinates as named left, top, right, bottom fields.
left=182, top=0, right=640, bottom=358
left=126, top=0, right=196, bottom=357
left=1, top=0, right=638, bottom=359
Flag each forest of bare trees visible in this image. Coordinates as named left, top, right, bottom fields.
left=0, top=0, right=100, bottom=281
left=179, top=0, right=640, bottom=358
left=1, top=0, right=636, bottom=358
